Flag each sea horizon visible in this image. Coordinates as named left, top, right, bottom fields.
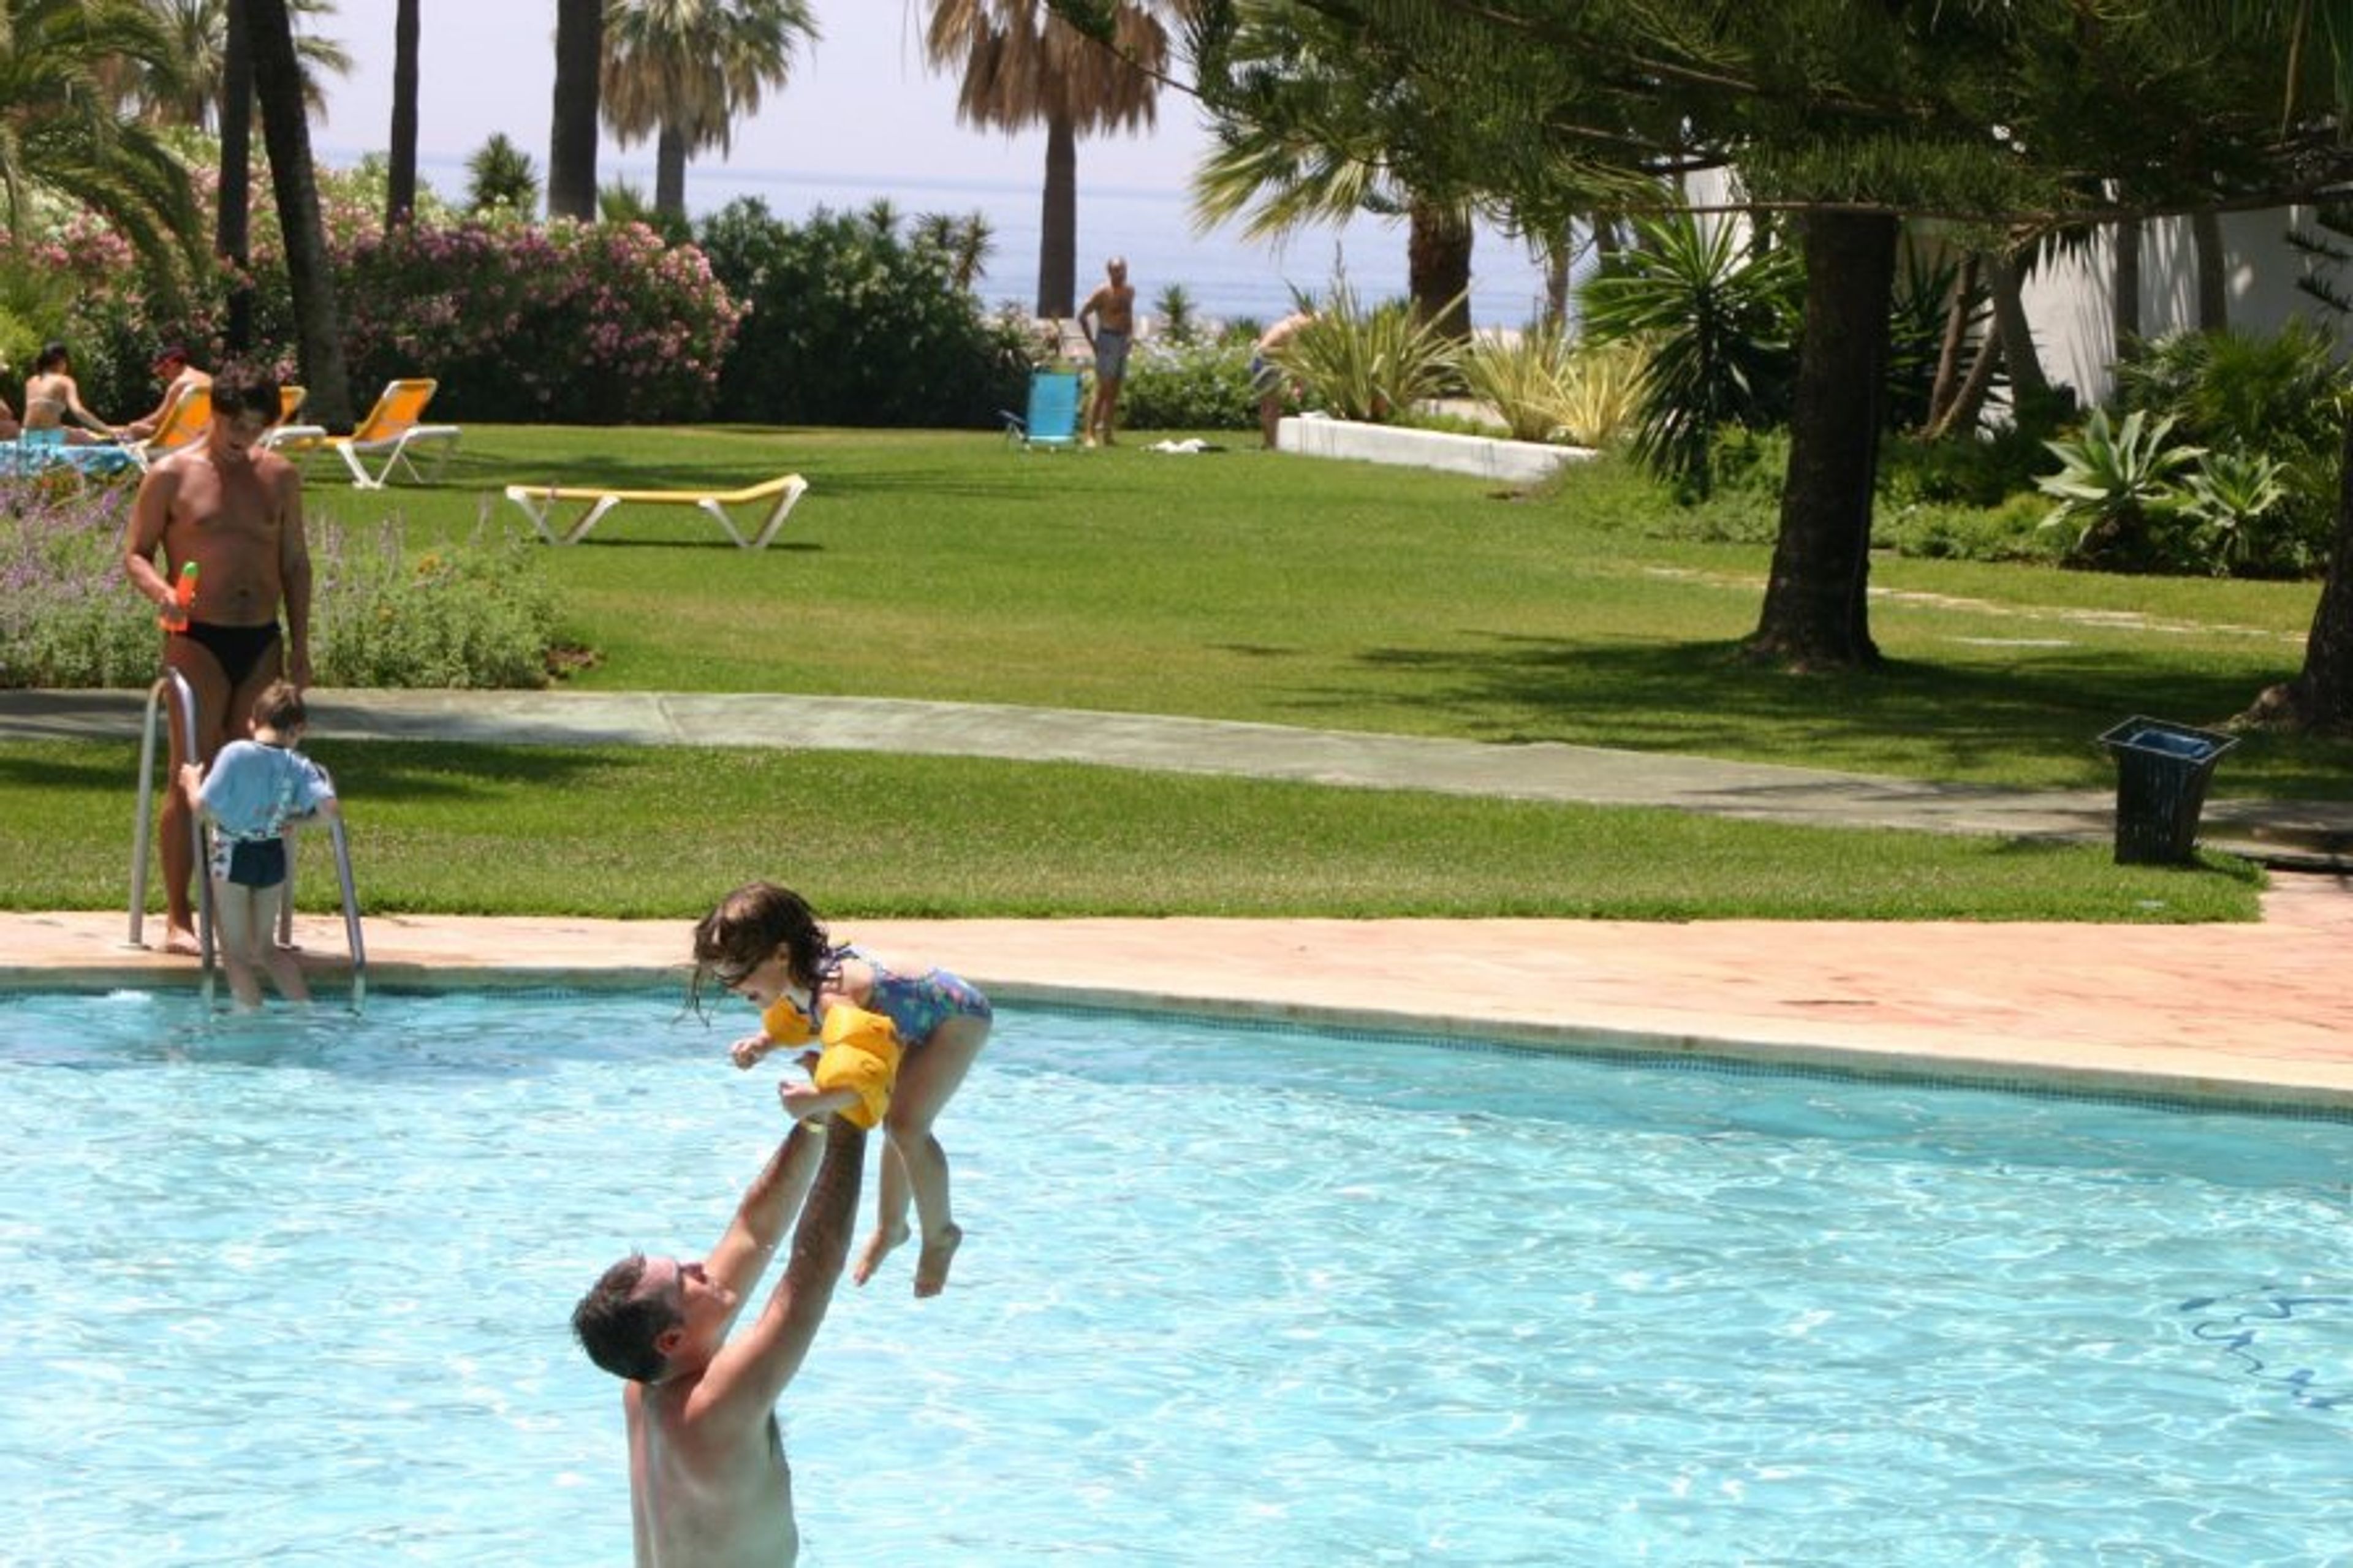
left=335, top=147, right=1561, bottom=333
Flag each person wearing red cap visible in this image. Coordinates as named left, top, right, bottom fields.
left=118, top=344, right=213, bottom=441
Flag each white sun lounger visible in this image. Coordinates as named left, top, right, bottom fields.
left=503, top=474, right=811, bottom=549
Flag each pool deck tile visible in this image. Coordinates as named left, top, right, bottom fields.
left=7, top=871, right=2351, bottom=1112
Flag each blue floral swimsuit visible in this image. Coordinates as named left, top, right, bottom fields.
left=782, top=944, right=992, bottom=1047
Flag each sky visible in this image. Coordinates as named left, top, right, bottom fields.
left=314, top=1, right=1214, bottom=204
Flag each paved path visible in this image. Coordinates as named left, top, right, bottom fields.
left=7, top=686, right=2352, bottom=860
left=6, top=686, right=2351, bottom=1108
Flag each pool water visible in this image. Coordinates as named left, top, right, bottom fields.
left=4, top=989, right=2349, bottom=1566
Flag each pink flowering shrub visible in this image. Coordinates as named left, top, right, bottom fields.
left=307, top=216, right=744, bottom=423
left=10, top=157, right=741, bottom=425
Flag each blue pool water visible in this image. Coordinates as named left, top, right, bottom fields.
left=3, top=989, right=2349, bottom=1566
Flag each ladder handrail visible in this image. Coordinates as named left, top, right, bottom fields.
left=127, top=671, right=217, bottom=1004
left=129, top=673, right=367, bottom=1010
left=275, top=770, right=369, bottom=1010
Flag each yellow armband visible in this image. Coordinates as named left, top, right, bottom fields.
left=809, top=1004, right=904, bottom=1129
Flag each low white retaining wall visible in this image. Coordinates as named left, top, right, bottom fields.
left=1277, top=414, right=1595, bottom=485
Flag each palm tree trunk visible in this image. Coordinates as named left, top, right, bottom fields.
left=2192, top=208, right=2229, bottom=332
left=1985, top=251, right=2049, bottom=406
left=248, top=0, right=352, bottom=425
left=218, top=0, right=254, bottom=352
left=548, top=0, right=601, bottom=221
left=1037, top=110, right=1078, bottom=318
left=656, top=123, right=688, bottom=221
left=1406, top=197, right=1472, bottom=340
left=387, top=0, right=419, bottom=227
left=1746, top=210, right=1897, bottom=670
left=2111, top=214, right=2141, bottom=362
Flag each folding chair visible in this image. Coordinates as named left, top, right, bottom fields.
left=1001, top=369, right=1085, bottom=450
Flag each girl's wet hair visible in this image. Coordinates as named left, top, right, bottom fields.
left=687, top=881, right=830, bottom=1017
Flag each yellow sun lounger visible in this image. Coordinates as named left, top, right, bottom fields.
left=503, top=474, right=811, bottom=550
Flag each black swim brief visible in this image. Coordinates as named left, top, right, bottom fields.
left=222, top=836, right=288, bottom=890
left=175, top=619, right=282, bottom=690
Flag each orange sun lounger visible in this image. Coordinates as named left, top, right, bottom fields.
left=502, top=474, right=810, bottom=549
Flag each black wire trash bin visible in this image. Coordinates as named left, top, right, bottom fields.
left=2097, top=716, right=2238, bottom=866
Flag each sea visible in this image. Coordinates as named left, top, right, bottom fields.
left=395, top=151, right=1558, bottom=332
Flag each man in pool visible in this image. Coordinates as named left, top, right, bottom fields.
left=572, top=1113, right=866, bottom=1566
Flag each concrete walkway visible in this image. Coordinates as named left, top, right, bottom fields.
left=8, top=686, right=2352, bottom=858
left=6, top=687, right=2352, bottom=1110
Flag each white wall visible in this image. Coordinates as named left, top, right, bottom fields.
left=2020, top=205, right=2347, bottom=406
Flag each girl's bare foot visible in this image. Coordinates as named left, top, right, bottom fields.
left=914, top=1223, right=963, bottom=1298
left=852, top=1221, right=910, bottom=1286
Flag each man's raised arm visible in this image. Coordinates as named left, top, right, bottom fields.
left=705, top=1120, right=830, bottom=1301
left=697, top=1118, right=867, bottom=1425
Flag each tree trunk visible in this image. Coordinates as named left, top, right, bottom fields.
left=218, top=0, right=253, bottom=353
left=1985, top=249, right=2049, bottom=405
left=1925, top=251, right=1980, bottom=431
left=387, top=0, right=419, bottom=228
left=2244, top=404, right=2353, bottom=732
left=1543, top=222, right=1572, bottom=330
left=547, top=0, right=601, bottom=221
left=1407, top=197, right=1472, bottom=339
left=1745, top=210, right=1898, bottom=670
left=1037, top=110, right=1077, bottom=317
left=2112, top=214, right=2141, bottom=363
left=2192, top=207, right=2229, bottom=333
left=656, top=123, right=688, bottom=221
left=248, top=0, right=352, bottom=426
left=1928, top=326, right=2002, bottom=441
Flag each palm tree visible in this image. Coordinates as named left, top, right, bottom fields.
left=548, top=0, right=602, bottom=220
left=1186, top=2, right=1477, bottom=336
left=0, top=0, right=202, bottom=288
left=109, top=0, right=348, bottom=132
left=601, top=0, right=817, bottom=223
left=925, top=0, right=1175, bottom=317
left=467, top=133, right=542, bottom=215
left=248, top=0, right=352, bottom=425
left=387, top=0, right=419, bottom=227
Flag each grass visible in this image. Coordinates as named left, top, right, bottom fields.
left=325, top=425, right=2350, bottom=797
left=10, top=419, right=2335, bottom=923
left=0, top=740, right=2262, bottom=923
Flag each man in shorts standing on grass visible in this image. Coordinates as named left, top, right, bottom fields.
left=1078, top=256, right=1137, bottom=447
left=121, top=365, right=311, bottom=956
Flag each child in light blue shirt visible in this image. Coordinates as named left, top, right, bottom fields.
left=180, top=680, right=338, bottom=1006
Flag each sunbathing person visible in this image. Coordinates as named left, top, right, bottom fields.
left=22, top=343, right=119, bottom=444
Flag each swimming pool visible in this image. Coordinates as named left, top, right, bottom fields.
left=5, top=988, right=2348, bottom=1565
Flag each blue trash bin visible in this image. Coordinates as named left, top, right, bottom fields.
left=2097, top=716, right=2237, bottom=866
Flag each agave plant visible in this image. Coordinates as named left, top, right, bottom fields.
left=2176, top=447, right=2296, bottom=577
left=2036, top=408, right=2203, bottom=570
left=1276, top=276, right=1460, bottom=423
left=1460, top=324, right=1578, bottom=441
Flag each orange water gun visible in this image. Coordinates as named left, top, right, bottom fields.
left=159, top=561, right=198, bottom=632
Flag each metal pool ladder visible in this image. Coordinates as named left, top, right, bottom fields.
left=126, top=670, right=369, bottom=1009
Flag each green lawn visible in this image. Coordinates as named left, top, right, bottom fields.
left=9, top=420, right=2335, bottom=923
left=330, top=424, right=2347, bottom=797
left=0, top=739, right=2261, bottom=923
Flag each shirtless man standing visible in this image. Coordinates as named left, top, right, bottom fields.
left=573, top=1115, right=866, bottom=1567
left=121, top=365, right=312, bottom=956
left=1077, top=256, right=1137, bottom=447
